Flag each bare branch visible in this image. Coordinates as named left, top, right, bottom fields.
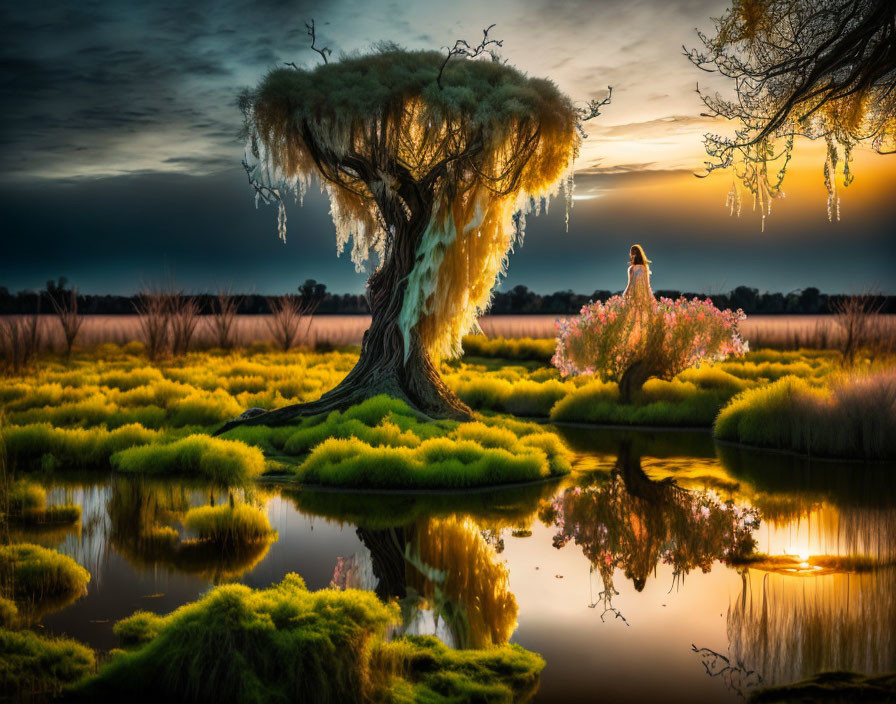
left=305, top=19, right=331, bottom=64
left=437, top=24, right=504, bottom=89
left=575, top=87, right=612, bottom=139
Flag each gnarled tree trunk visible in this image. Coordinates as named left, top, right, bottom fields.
left=617, top=359, right=656, bottom=405
left=216, top=187, right=473, bottom=435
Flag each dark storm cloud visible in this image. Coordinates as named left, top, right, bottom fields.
left=0, top=0, right=326, bottom=179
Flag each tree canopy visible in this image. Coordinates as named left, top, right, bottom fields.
left=240, top=45, right=581, bottom=361
left=688, top=0, right=896, bottom=225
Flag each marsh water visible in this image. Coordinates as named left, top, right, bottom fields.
left=17, top=427, right=896, bottom=703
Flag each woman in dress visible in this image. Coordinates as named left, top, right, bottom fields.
left=623, top=244, right=653, bottom=303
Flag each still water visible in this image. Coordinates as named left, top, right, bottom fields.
left=17, top=427, right=896, bottom=703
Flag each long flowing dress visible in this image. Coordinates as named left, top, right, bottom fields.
left=622, top=264, right=654, bottom=347
left=623, top=264, right=653, bottom=303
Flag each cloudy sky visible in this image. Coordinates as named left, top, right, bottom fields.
left=1, top=0, right=894, bottom=295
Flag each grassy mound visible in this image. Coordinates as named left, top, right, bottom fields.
left=78, top=573, right=546, bottom=704
left=0, top=544, right=90, bottom=621
left=111, top=435, right=266, bottom=483
left=228, top=396, right=571, bottom=489
left=183, top=503, right=276, bottom=547
left=376, top=635, right=544, bottom=703
left=5, top=480, right=81, bottom=526
left=0, top=627, right=95, bottom=699
left=714, top=372, right=896, bottom=460
left=550, top=381, right=735, bottom=426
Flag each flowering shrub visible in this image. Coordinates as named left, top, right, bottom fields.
left=553, top=295, right=748, bottom=400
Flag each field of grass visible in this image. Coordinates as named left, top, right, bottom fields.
left=0, top=346, right=571, bottom=488
left=0, top=338, right=890, bottom=483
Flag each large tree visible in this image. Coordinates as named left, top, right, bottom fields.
left=688, top=0, right=895, bottom=226
left=222, top=38, right=605, bottom=430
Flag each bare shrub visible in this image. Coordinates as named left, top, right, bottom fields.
left=48, top=287, right=83, bottom=359
left=0, top=318, right=27, bottom=374
left=266, top=295, right=316, bottom=351
left=833, top=292, right=884, bottom=365
left=0, top=309, right=43, bottom=374
left=135, top=291, right=171, bottom=361
left=170, top=294, right=200, bottom=356
left=211, top=289, right=241, bottom=350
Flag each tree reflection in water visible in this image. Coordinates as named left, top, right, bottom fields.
left=336, top=518, right=518, bottom=650
left=538, top=440, right=760, bottom=618
left=107, top=478, right=276, bottom=583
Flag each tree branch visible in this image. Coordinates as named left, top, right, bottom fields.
left=305, top=19, right=331, bottom=65
left=575, top=87, right=612, bottom=138
left=437, top=24, right=504, bottom=89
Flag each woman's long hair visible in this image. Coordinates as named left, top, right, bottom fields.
left=630, top=244, right=651, bottom=272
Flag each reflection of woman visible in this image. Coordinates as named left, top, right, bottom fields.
left=622, top=244, right=654, bottom=304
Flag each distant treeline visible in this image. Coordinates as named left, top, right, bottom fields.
left=1, top=280, right=893, bottom=316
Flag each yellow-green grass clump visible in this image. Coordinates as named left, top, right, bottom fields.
left=2, top=423, right=159, bottom=471
left=111, top=435, right=266, bottom=484
left=461, top=334, right=555, bottom=361
left=549, top=379, right=737, bottom=427
left=80, top=573, right=544, bottom=703
left=714, top=372, right=896, bottom=460
left=5, top=480, right=81, bottom=526
left=227, top=395, right=571, bottom=489
left=0, top=627, right=95, bottom=699
left=0, top=544, right=90, bottom=619
left=183, top=503, right=276, bottom=548
left=376, top=635, right=545, bottom=703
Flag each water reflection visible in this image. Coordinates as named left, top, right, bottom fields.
left=539, top=439, right=759, bottom=618
left=726, top=567, right=896, bottom=688
left=107, top=478, right=275, bottom=583
left=9, top=427, right=894, bottom=703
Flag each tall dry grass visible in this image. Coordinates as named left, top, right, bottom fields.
left=2, top=313, right=892, bottom=356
